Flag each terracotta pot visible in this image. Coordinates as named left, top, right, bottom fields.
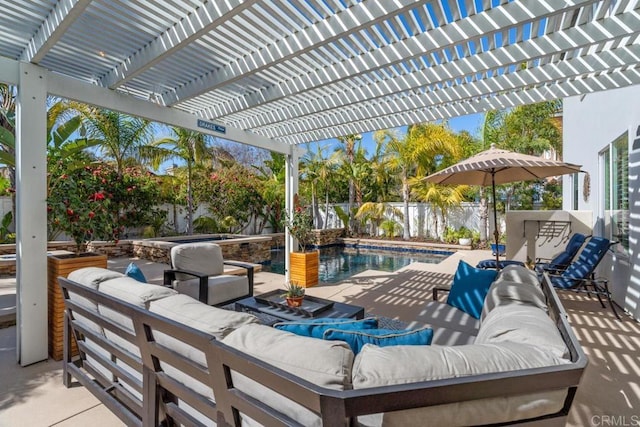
left=286, top=296, right=304, bottom=307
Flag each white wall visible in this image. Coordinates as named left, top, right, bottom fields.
left=563, top=85, right=640, bottom=320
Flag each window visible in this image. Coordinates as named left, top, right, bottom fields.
left=599, top=132, right=629, bottom=253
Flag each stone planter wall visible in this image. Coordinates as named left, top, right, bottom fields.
left=312, top=228, right=345, bottom=247
left=132, top=235, right=273, bottom=265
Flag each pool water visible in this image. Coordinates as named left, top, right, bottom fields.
left=263, top=246, right=448, bottom=284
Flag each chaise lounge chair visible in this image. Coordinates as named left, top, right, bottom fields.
left=546, top=236, right=620, bottom=320
left=476, top=232, right=588, bottom=272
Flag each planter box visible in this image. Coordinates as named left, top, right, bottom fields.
left=289, top=251, right=319, bottom=288
left=47, top=252, right=108, bottom=360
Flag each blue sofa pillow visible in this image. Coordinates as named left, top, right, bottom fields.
left=125, top=262, right=147, bottom=283
left=274, top=317, right=378, bottom=339
left=323, top=327, right=433, bottom=354
left=447, top=260, right=497, bottom=319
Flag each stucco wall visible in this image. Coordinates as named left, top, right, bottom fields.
left=563, top=85, right=640, bottom=320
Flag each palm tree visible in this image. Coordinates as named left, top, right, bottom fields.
left=355, top=202, right=403, bottom=236
left=71, top=105, right=154, bottom=173
left=336, top=133, right=362, bottom=233
left=410, top=180, right=469, bottom=240
left=379, top=123, right=460, bottom=240
left=144, top=127, right=211, bottom=235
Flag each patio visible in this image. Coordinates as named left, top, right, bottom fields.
left=0, top=252, right=637, bottom=426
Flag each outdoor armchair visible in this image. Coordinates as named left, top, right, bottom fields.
left=547, top=236, right=620, bottom=320
left=164, top=242, right=254, bottom=306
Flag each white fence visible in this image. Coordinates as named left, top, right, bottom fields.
left=0, top=197, right=498, bottom=238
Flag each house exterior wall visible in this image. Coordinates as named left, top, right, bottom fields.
left=563, top=85, right=640, bottom=320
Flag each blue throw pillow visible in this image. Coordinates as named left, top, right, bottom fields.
left=273, top=317, right=378, bottom=339
left=125, top=262, right=147, bottom=283
left=323, top=327, right=433, bottom=354
left=446, top=260, right=497, bottom=319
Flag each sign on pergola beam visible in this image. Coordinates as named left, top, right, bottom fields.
left=250, top=43, right=640, bottom=137
left=221, top=11, right=638, bottom=131
left=273, top=66, right=640, bottom=144
left=161, top=0, right=430, bottom=106
left=19, top=0, right=92, bottom=63
left=98, top=0, right=253, bottom=89
left=186, top=0, right=600, bottom=120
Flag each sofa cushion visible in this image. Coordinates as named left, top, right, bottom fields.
left=125, top=262, right=147, bottom=283
left=68, top=267, right=124, bottom=288
left=149, top=294, right=259, bottom=341
left=480, top=279, right=548, bottom=321
left=447, top=261, right=497, bottom=319
left=222, top=324, right=354, bottom=427
left=323, top=327, right=433, bottom=354
left=476, top=305, right=568, bottom=359
left=171, top=242, right=225, bottom=279
left=174, top=275, right=248, bottom=306
left=352, top=342, right=569, bottom=427
left=495, top=265, right=540, bottom=287
left=274, top=317, right=378, bottom=339
left=412, top=301, right=479, bottom=346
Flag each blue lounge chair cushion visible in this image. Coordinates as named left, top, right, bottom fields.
left=447, top=260, right=498, bottom=319
left=550, top=236, right=610, bottom=289
left=323, top=327, right=433, bottom=354
left=539, top=233, right=587, bottom=273
left=125, top=262, right=147, bottom=283
left=274, top=317, right=378, bottom=339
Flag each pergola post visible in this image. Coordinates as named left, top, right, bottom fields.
left=15, top=62, right=48, bottom=365
left=284, top=147, right=300, bottom=283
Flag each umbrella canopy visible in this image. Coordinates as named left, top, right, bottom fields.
left=424, top=144, right=583, bottom=266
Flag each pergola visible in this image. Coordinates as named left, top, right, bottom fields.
left=0, top=0, right=638, bottom=365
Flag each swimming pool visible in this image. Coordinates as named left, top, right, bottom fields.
left=263, top=246, right=448, bottom=284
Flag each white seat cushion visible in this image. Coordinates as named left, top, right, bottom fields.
left=353, top=342, right=569, bottom=427
left=481, top=279, right=548, bottom=321
left=476, top=305, right=569, bottom=359
left=171, top=242, right=224, bottom=279
left=415, top=301, right=480, bottom=338
left=495, top=265, right=540, bottom=287
left=174, top=275, right=248, bottom=306
left=222, top=324, right=354, bottom=427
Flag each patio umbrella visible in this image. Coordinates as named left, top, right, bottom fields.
left=423, top=144, right=582, bottom=266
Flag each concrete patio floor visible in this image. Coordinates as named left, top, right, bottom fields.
left=0, top=250, right=638, bottom=426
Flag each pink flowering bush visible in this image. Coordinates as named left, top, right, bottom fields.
left=48, top=161, right=163, bottom=253
left=284, top=198, right=314, bottom=252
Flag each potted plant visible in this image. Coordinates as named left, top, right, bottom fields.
left=285, top=196, right=319, bottom=287
left=282, top=282, right=306, bottom=307
left=457, top=226, right=473, bottom=246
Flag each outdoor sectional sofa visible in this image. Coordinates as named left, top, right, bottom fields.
left=58, top=264, right=586, bottom=426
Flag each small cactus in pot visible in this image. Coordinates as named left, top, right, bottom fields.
left=282, top=282, right=305, bottom=307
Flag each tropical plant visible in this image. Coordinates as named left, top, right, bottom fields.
left=254, top=152, right=286, bottom=232
left=378, top=123, right=461, bottom=240
left=380, top=219, right=402, bottom=238
left=0, top=212, right=15, bottom=243
left=355, top=202, right=403, bottom=237
left=410, top=180, right=469, bottom=241
left=144, top=126, right=212, bottom=234
left=336, top=133, right=363, bottom=233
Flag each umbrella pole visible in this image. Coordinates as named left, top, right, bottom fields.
left=492, top=172, right=500, bottom=268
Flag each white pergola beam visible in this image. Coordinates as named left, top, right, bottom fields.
left=19, top=0, right=92, bottom=63
left=46, top=71, right=291, bottom=155
left=195, top=0, right=600, bottom=119
left=257, top=43, right=640, bottom=138
left=227, top=11, right=638, bottom=132
left=99, top=0, right=253, bottom=89
left=277, top=66, right=640, bottom=144
left=15, top=62, right=48, bottom=366
left=0, top=56, right=19, bottom=84
left=162, top=0, right=431, bottom=105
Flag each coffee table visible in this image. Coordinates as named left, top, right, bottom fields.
left=234, top=292, right=364, bottom=324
